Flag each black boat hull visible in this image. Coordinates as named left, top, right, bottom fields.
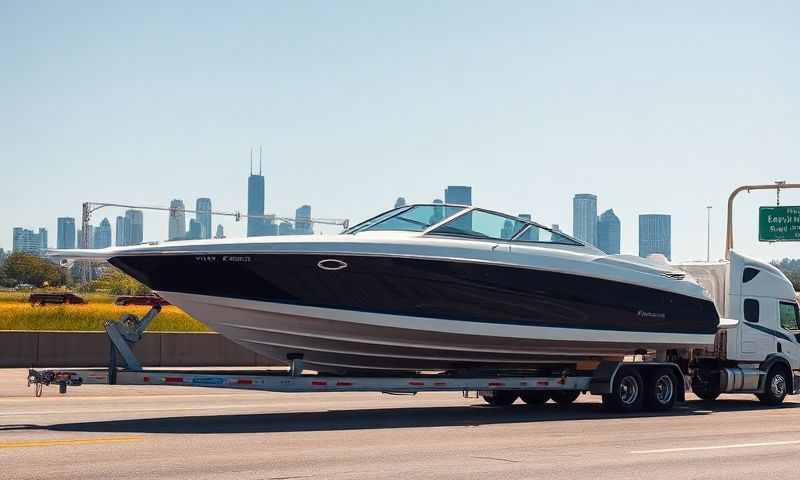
left=110, top=253, right=719, bottom=372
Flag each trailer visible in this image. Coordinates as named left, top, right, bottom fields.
left=26, top=251, right=800, bottom=413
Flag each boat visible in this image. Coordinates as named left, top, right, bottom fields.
left=66, top=204, right=720, bottom=373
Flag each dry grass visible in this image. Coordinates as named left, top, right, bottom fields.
left=0, top=292, right=208, bottom=332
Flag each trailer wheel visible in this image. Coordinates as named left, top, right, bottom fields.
left=550, top=390, right=580, bottom=406
left=482, top=390, right=518, bottom=406
left=644, top=367, right=677, bottom=411
left=602, top=366, right=644, bottom=413
left=756, top=366, right=789, bottom=406
left=519, top=391, right=550, bottom=405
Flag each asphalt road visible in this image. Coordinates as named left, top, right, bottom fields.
left=2, top=368, right=800, bottom=479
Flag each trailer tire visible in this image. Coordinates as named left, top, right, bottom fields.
left=756, top=365, right=789, bottom=406
left=602, top=366, right=644, bottom=413
left=550, top=390, right=580, bottom=406
left=644, top=367, right=677, bottom=411
left=483, top=390, right=518, bottom=406
left=519, top=391, right=550, bottom=406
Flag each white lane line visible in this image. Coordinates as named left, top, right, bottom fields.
left=632, top=439, right=800, bottom=454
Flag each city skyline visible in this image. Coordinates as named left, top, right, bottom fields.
left=3, top=3, right=800, bottom=262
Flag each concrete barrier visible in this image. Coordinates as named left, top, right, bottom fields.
left=0, top=331, right=279, bottom=368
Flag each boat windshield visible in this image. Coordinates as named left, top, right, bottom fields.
left=513, top=224, right=581, bottom=246
left=345, top=205, right=466, bottom=234
left=427, top=210, right=527, bottom=240
left=428, top=209, right=582, bottom=245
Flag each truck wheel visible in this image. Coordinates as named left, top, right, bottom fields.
left=519, top=391, right=550, bottom=405
left=550, top=390, right=580, bottom=406
left=644, top=367, right=677, bottom=411
left=757, top=366, right=789, bottom=406
left=602, top=366, right=644, bottom=413
left=482, top=390, right=518, bottom=406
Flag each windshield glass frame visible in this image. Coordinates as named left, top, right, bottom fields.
left=510, top=224, right=583, bottom=246
left=345, top=204, right=589, bottom=248
left=424, top=207, right=587, bottom=247
left=342, top=206, right=411, bottom=234
left=343, top=204, right=468, bottom=235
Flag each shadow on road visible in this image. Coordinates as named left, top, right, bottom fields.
left=3, top=399, right=798, bottom=435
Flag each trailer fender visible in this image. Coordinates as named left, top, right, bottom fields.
left=589, top=361, right=686, bottom=402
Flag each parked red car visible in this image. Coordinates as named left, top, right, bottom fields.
left=29, top=293, right=87, bottom=306
left=114, top=294, right=170, bottom=307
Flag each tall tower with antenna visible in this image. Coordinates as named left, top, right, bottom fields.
left=247, top=146, right=268, bottom=237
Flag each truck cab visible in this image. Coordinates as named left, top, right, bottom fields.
left=680, top=250, right=800, bottom=403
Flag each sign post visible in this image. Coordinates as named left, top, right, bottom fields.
left=759, top=206, right=800, bottom=242
left=725, top=182, right=800, bottom=259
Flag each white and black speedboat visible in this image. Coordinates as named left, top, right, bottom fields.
left=72, top=204, right=720, bottom=373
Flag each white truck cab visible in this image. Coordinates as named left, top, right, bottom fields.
left=680, top=250, right=800, bottom=403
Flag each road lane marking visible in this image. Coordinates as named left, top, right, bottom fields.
left=632, top=439, right=800, bottom=454
left=0, top=436, right=143, bottom=449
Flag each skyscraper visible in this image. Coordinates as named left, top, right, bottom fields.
left=278, top=222, right=294, bottom=235
left=115, top=216, right=127, bottom=246
left=196, top=198, right=212, bottom=240
left=215, top=224, right=225, bottom=239
left=394, top=197, right=407, bottom=208
left=444, top=186, right=472, bottom=205
left=39, top=228, right=48, bottom=250
left=124, top=210, right=143, bottom=245
left=57, top=217, right=76, bottom=249
left=639, top=214, right=672, bottom=261
left=247, top=148, right=269, bottom=237
left=12, top=227, right=47, bottom=254
left=187, top=219, right=202, bottom=240
left=573, top=194, right=598, bottom=246
left=93, top=218, right=112, bottom=249
left=168, top=199, right=186, bottom=241
left=597, top=209, right=621, bottom=255
left=294, top=205, right=313, bottom=235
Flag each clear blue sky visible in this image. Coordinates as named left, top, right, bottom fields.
left=2, top=1, right=799, bottom=262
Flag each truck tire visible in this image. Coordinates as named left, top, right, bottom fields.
left=602, top=366, right=644, bottom=413
left=756, top=366, right=789, bottom=406
left=644, top=367, right=677, bottom=411
left=550, top=390, right=580, bottom=406
left=519, top=391, right=550, bottom=405
left=483, top=390, right=518, bottom=406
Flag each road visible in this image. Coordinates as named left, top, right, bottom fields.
left=1, top=368, right=800, bottom=479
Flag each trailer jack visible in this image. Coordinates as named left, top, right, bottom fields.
left=105, top=305, right=161, bottom=376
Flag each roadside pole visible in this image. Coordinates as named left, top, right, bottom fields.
left=725, top=181, right=800, bottom=260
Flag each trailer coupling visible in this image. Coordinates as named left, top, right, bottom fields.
left=28, top=369, right=83, bottom=397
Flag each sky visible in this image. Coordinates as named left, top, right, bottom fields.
left=1, top=1, right=799, bottom=262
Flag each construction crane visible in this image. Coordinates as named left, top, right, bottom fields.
left=78, top=201, right=350, bottom=283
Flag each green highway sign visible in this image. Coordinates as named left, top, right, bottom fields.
left=759, top=206, right=800, bottom=242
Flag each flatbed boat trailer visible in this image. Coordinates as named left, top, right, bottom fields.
left=26, top=306, right=695, bottom=412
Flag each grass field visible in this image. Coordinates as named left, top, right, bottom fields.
left=0, top=291, right=209, bottom=332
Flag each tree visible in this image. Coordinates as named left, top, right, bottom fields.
left=773, top=258, right=800, bottom=292
left=90, top=267, right=151, bottom=295
left=2, top=252, right=68, bottom=287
